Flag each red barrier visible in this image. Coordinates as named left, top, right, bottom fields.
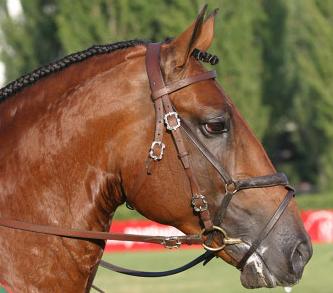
left=301, top=210, right=333, bottom=243
left=105, top=220, right=196, bottom=252
left=105, top=210, right=333, bottom=252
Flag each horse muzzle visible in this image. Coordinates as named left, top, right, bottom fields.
left=224, top=237, right=312, bottom=289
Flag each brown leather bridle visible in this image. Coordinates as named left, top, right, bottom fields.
left=144, top=43, right=295, bottom=269
left=0, top=43, right=295, bottom=284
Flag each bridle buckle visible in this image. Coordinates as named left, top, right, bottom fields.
left=164, top=111, right=181, bottom=131
left=191, top=194, right=208, bottom=212
left=149, top=141, right=166, bottom=160
left=162, top=237, right=181, bottom=249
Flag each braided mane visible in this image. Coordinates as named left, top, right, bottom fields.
left=0, top=39, right=148, bottom=102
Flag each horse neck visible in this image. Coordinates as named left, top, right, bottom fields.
left=0, top=45, right=148, bottom=232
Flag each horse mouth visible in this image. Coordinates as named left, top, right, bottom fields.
left=224, top=243, right=299, bottom=289
left=239, top=253, right=277, bottom=288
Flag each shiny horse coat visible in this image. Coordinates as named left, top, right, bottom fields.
left=0, top=7, right=311, bottom=292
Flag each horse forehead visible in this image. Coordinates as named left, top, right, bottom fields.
left=172, top=79, right=227, bottom=116
left=195, top=81, right=226, bottom=106
left=187, top=64, right=227, bottom=107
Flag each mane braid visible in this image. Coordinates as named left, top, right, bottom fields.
left=0, top=39, right=148, bottom=102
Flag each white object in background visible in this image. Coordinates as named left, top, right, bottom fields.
left=284, top=287, right=292, bottom=293
left=0, top=63, right=5, bottom=87
left=6, top=0, right=23, bottom=19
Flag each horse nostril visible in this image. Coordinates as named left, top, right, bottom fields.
left=290, top=241, right=312, bottom=278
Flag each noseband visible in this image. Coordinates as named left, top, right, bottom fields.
left=0, top=43, right=295, bottom=286
left=145, top=42, right=295, bottom=269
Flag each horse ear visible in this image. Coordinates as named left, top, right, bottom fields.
left=168, top=6, right=218, bottom=68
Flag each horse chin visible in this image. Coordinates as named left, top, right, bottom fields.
left=239, top=253, right=277, bottom=288
left=224, top=243, right=296, bottom=289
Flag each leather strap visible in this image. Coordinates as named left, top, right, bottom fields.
left=181, top=119, right=234, bottom=184
left=145, top=43, right=165, bottom=163
left=181, top=119, right=291, bottom=190
left=236, top=173, right=290, bottom=190
left=152, top=70, right=216, bottom=100
left=236, top=188, right=295, bottom=269
left=0, top=218, right=202, bottom=246
left=98, top=250, right=213, bottom=277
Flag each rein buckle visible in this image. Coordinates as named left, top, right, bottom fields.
left=162, top=237, right=181, bottom=249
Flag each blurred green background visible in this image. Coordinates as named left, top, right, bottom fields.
left=0, top=1, right=332, bottom=292
left=1, top=0, right=333, bottom=195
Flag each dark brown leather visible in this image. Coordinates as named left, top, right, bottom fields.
left=235, top=173, right=290, bottom=190
left=236, top=188, right=295, bottom=270
left=181, top=118, right=233, bottom=183
left=151, top=70, right=216, bottom=100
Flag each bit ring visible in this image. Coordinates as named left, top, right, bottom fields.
left=200, top=226, right=242, bottom=252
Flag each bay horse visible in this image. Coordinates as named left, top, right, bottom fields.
left=0, top=7, right=312, bottom=292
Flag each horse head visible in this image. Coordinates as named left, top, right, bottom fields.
left=119, top=7, right=312, bottom=288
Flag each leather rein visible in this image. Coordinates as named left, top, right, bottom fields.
left=0, top=43, right=295, bottom=284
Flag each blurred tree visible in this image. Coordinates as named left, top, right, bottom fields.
left=56, top=0, right=110, bottom=52
left=210, top=0, right=269, bottom=138
left=55, top=0, right=200, bottom=52
left=262, top=0, right=333, bottom=189
left=288, top=0, right=333, bottom=189
left=106, top=0, right=199, bottom=42
left=0, top=0, right=61, bottom=81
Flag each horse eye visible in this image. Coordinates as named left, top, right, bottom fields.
left=203, top=117, right=229, bottom=135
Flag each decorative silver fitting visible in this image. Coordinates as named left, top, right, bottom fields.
left=149, top=141, right=166, bottom=160
left=191, top=194, right=208, bottom=212
left=164, top=111, right=181, bottom=131
left=162, top=237, right=181, bottom=249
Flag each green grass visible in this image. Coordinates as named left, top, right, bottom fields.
left=94, top=244, right=332, bottom=293
left=296, top=192, right=333, bottom=210
left=113, top=205, right=144, bottom=220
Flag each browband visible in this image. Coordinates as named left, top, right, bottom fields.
left=152, top=70, right=216, bottom=100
